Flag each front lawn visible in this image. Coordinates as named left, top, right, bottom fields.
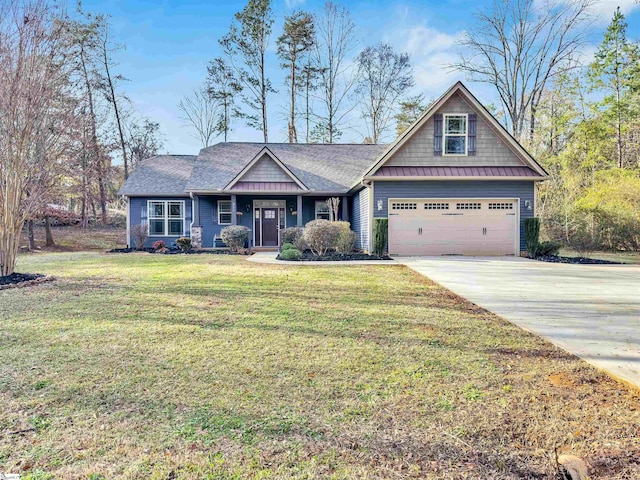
left=1, top=253, right=638, bottom=479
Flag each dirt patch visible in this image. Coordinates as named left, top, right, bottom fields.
left=548, top=372, right=576, bottom=387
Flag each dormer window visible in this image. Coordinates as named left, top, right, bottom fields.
left=443, top=114, right=467, bottom=155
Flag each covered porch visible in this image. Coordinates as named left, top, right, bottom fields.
left=190, top=193, right=351, bottom=249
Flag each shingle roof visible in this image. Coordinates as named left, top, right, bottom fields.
left=186, top=143, right=389, bottom=193
left=118, top=155, right=196, bottom=196
left=374, top=166, right=540, bottom=177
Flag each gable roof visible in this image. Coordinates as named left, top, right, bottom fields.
left=224, top=146, right=308, bottom=191
left=185, top=143, right=388, bottom=193
left=118, top=155, right=196, bottom=196
left=359, top=81, right=548, bottom=183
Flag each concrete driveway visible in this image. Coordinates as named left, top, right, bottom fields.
left=398, top=256, right=640, bottom=388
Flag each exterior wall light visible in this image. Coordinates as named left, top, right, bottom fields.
left=377, top=199, right=383, bottom=211
left=524, top=200, right=532, bottom=210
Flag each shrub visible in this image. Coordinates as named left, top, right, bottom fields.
left=279, top=248, right=302, bottom=261
left=220, top=225, right=250, bottom=252
left=132, top=223, right=148, bottom=251
left=569, top=221, right=602, bottom=259
left=282, top=226, right=308, bottom=251
left=152, top=240, right=166, bottom=250
left=335, top=221, right=356, bottom=254
left=524, top=218, right=541, bottom=258
left=281, top=242, right=296, bottom=251
left=303, top=220, right=341, bottom=256
left=176, top=237, right=192, bottom=252
left=372, top=218, right=388, bottom=257
left=536, top=240, right=561, bottom=257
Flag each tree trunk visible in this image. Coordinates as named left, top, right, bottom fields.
left=289, top=60, right=297, bottom=143
left=261, top=51, right=268, bottom=142
left=28, top=220, right=36, bottom=251
left=44, top=216, right=55, bottom=247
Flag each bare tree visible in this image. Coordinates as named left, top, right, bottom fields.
left=206, top=57, right=242, bottom=142
left=220, top=0, right=275, bottom=142
left=312, top=1, right=357, bottom=143
left=277, top=10, right=316, bottom=143
left=126, top=117, right=164, bottom=169
left=301, top=58, right=322, bottom=143
left=0, top=0, right=74, bottom=276
left=178, top=88, right=221, bottom=148
left=452, top=0, right=593, bottom=143
left=356, top=43, right=414, bottom=143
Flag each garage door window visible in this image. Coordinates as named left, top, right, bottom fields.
left=489, top=202, right=514, bottom=210
left=391, top=202, right=417, bottom=210
left=456, top=202, right=481, bottom=210
left=444, top=114, right=467, bottom=155
left=425, top=202, right=449, bottom=210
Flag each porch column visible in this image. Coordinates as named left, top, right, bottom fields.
left=191, top=194, right=202, bottom=248
left=231, top=194, right=237, bottom=225
left=296, top=195, right=303, bottom=227
left=341, top=196, right=349, bottom=222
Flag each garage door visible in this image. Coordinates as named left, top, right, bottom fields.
left=388, top=199, right=518, bottom=256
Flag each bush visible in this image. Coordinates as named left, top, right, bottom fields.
left=569, top=221, right=602, bottom=259
left=524, top=218, right=541, bottom=258
left=132, top=223, right=148, bottom=251
left=303, top=220, right=341, bottom=256
left=220, top=225, right=251, bottom=252
left=282, top=226, right=308, bottom=251
left=372, top=218, right=388, bottom=257
left=335, top=221, right=356, bottom=254
left=281, top=242, right=296, bottom=251
left=152, top=240, right=166, bottom=250
left=536, top=240, right=561, bottom=257
left=176, top=237, right=192, bottom=252
left=279, top=248, right=302, bottom=261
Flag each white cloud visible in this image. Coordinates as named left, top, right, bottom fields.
left=537, top=0, right=640, bottom=25
left=392, top=24, right=466, bottom=94
left=285, top=0, right=305, bottom=8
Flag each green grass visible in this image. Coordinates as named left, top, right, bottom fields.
left=1, top=253, right=639, bottom=479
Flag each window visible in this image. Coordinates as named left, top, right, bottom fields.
left=443, top=114, right=467, bottom=155
left=489, top=202, right=514, bottom=210
left=391, top=202, right=417, bottom=210
left=148, top=200, right=184, bottom=236
left=425, top=202, right=449, bottom=210
left=456, top=202, right=481, bottom=210
left=315, top=201, right=330, bottom=220
left=218, top=200, right=232, bottom=225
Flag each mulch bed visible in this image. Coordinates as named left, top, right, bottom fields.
left=108, top=247, right=251, bottom=256
left=278, top=252, right=392, bottom=262
left=0, top=273, right=55, bottom=291
left=534, top=255, right=622, bottom=265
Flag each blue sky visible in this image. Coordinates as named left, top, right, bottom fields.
left=79, top=0, right=640, bottom=154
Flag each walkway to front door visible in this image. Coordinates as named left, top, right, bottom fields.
left=254, top=200, right=286, bottom=247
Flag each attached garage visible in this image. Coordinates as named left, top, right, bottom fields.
left=388, top=198, right=519, bottom=256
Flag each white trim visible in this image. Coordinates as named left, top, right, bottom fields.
left=443, top=113, right=468, bottom=156
left=357, top=82, right=548, bottom=184
left=126, top=197, right=131, bottom=248
left=387, top=197, right=519, bottom=256
left=147, top=200, right=186, bottom=237
left=218, top=200, right=232, bottom=225
left=225, top=147, right=308, bottom=191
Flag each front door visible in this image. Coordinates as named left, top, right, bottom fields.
left=261, top=208, right=279, bottom=246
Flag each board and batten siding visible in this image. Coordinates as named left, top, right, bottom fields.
left=351, top=187, right=370, bottom=251
left=385, top=92, right=525, bottom=168
left=241, top=154, right=293, bottom=182
left=372, top=180, right=535, bottom=252
left=128, top=197, right=192, bottom=248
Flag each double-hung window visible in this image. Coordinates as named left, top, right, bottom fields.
left=443, top=114, right=467, bottom=155
left=315, top=201, right=331, bottom=220
left=148, top=200, right=184, bottom=236
left=218, top=200, right=232, bottom=225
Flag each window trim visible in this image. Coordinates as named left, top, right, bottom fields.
left=218, top=200, right=232, bottom=225
left=147, top=200, right=186, bottom=237
left=443, top=113, right=468, bottom=156
left=315, top=200, right=331, bottom=220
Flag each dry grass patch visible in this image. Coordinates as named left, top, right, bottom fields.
left=0, top=253, right=638, bottom=479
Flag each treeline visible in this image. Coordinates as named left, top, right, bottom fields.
left=179, top=0, right=421, bottom=146
left=0, top=0, right=162, bottom=275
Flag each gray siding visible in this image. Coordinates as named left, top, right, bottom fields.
left=241, top=154, right=293, bottom=182
left=351, top=188, right=370, bottom=251
left=129, top=197, right=192, bottom=248
left=372, top=180, right=535, bottom=251
left=386, top=92, right=525, bottom=168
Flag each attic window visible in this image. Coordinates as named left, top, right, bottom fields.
left=443, top=114, right=467, bottom=155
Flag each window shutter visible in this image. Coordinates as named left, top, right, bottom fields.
left=433, top=114, right=443, bottom=156
left=468, top=113, right=477, bottom=156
